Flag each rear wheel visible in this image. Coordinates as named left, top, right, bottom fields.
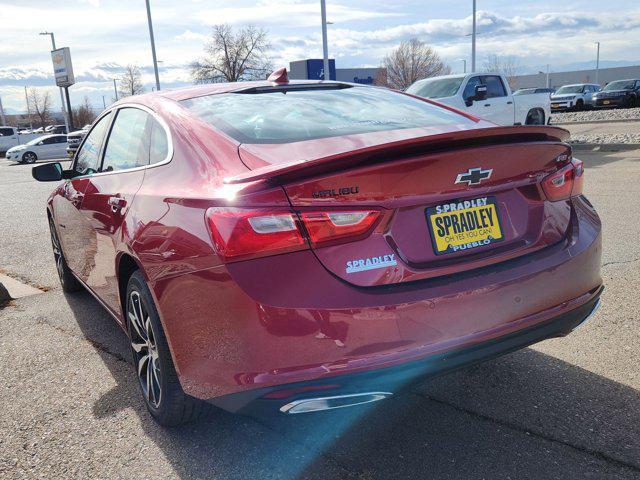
left=22, top=151, right=37, bottom=164
left=49, top=218, right=82, bottom=293
left=126, top=271, right=212, bottom=426
left=525, top=109, right=545, bottom=125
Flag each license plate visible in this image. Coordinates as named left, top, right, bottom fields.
left=427, top=197, right=504, bottom=255
left=603, top=100, right=610, bottom=105
left=551, top=103, right=561, bottom=108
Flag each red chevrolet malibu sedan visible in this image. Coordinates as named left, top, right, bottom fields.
left=33, top=71, right=602, bottom=426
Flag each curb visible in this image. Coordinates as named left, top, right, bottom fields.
left=570, top=143, right=640, bottom=152
left=552, top=118, right=640, bottom=126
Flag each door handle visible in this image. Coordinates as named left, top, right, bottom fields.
left=108, top=196, right=127, bottom=212
left=484, top=103, right=491, bottom=107
left=507, top=101, right=513, bottom=105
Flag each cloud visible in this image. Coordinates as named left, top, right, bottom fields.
left=174, top=30, right=209, bottom=42
left=3, top=2, right=640, bottom=112
left=193, top=1, right=402, bottom=28
left=326, top=10, right=640, bottom=48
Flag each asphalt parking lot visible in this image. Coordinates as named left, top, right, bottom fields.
left=1, top=151, right=639, bottom=479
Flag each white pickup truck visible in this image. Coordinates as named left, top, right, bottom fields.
left=406, top=73, right=551, bottom=126
left=0, top=126, right=41, bottom=156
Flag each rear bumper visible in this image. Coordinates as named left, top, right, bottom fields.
left=551, top=101, right=574, bottom=111
left=212, top=292, right=602, bottom=414
left=150, top=196, right=603, bottom=403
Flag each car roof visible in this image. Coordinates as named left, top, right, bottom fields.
left=152, top=80, right=354, bottom=102
left=38, top=134, right=66, bottom=139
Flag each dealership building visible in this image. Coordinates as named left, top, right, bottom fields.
left=511, top=65, right=640, bottom=90
left=289, top=59, right=383, bottom=85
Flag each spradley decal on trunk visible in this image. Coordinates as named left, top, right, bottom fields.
left=435, top=197, right=488, bottom=214
left=346, top=254, right=397, bottom=274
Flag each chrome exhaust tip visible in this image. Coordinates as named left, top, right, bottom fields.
left=280, top=392, right=393, bottom=414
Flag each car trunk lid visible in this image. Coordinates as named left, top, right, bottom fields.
left=228, top=125, right=572, bottom=287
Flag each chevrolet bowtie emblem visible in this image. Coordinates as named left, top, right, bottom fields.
left=455, top=167, right=493, bottom=186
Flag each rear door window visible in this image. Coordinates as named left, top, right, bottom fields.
left=0, top=127, right=14, bottom=136
left=74, top=112, right=113, bottom=176
left=101, top=108, right=151, bottom=172
left=483, top=76, right=507, bottom=98
left=148, top=117, right=169, bottom=164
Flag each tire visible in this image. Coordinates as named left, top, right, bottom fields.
left=525, top=109, right=545, bottom=125
left=628, top=96, right=637, bottom=108
left=575, top=99, right=584, bottom=111
left=22, top=151, right=37, bottom=164
left=125, top=271, right=212, bottom=426
left=49, top=218, right=82, bottom=293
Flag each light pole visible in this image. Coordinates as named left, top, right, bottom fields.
left=39, top=31, right=70, bottom=132
left=546, top=64, right=550, bottom=88
left=459, top=59, right=467, bottom=73
left=0, top=96, right=6, bottom=126
left=471, top=0, right=477, bottom=72
left=145, top=0, right=161, bottom=91
left=320, top=0, right=330, bottom=80
left=24, top=86, right=33, bottom=130
left=595, top=41, right=600, bottom=85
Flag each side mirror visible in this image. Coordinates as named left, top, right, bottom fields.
left=32, top=162, right=63, bottom=182
left=474, top=84, right=488, bottom=101
left=38, top=141, right=44, bottom=146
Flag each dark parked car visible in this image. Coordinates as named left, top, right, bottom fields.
left=592, top=79, right=640, bottom=108
left=32, top=69, right=603, bottom=426
left=65, top=126, right=89, bottom=157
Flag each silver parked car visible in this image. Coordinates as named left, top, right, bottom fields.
left=5, top=134, right=68, bottom=163
left=551, top=84, right=601, bottom=111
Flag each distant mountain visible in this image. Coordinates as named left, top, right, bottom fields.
left=521, top=60, right=640, bottom=75
left=2, top=107, right=22, bottom=115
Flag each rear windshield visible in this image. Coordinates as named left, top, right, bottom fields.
left=406, top=77, right=465, bottom=99
left=181, top=86, right=472, bottom=144
left=604, top=80, right=635, bottom=91
left=556, top=85, right=583, bottom=94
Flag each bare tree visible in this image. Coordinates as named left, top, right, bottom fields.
left=373, top=68, right=390, bottom=87
left=119, top=65, right=145, bottom=97
left=379, top=39, right=451, bottom=90
left=27, top=88, right=52, bottom=128
left=191, top=24, right=272, bottom=83
left=72, top=96, right=96, bottom=127
left=483, top=54, right=520, bottom=89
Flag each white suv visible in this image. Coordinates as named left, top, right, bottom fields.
left=550, top=84, right=601, bottom=111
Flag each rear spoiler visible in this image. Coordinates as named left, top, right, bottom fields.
left=224, top=125, right=570, bottom=186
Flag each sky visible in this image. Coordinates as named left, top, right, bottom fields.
left=2, top=0, right=640, bottom=113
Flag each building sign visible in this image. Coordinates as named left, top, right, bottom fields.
left=51, top=47, right=75, bottom=88
left=306, top=59, right=336, bottom=81
left=353, top=76, right=374, bottom=85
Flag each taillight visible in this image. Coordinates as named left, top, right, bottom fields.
left=206, top=208, right=306, bottom=262
left=206, top=208, right=381, bottom=262
left=300, top=211, right=380, bottom=246
left=541, top=158, right=584, bottom=201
